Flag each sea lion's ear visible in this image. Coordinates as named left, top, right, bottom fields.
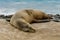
left=25, top=9, right=33, bottom=13
left=25, top=10, right=29, bottom=13
left=25, top=9, right=33, bottom=15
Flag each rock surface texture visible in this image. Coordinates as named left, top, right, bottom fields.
left=0, top=19, right=60, bottom=40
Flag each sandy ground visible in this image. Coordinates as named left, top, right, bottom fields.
left=0, top=19, right=60, bottom=40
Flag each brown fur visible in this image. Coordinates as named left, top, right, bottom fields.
left=10, top=9, right=52, bottom=33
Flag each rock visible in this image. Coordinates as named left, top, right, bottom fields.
left=0, top=15, right=5, bottom=18
left=0, top=15, right=13, bottom=22
left=5, top=18, right=11, bottom=22
left=5, top=15, right=13, bottom=22
left=0, top=19, right=60, bottom=40
left=48, top=14, right=53, bottom=19
left=54, top=14, right=60, bottom=19
left=5, top=15, right=13, bottom=18
left=52, top=14, right=60, bottom=22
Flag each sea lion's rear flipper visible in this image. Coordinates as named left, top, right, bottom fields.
left=33, top=19, right=50, bottom=23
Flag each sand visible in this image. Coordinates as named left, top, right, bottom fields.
left=0, top=19, right=60, bottom=40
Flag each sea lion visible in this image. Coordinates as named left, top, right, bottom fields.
left=10, top=9, right=52, bottom=33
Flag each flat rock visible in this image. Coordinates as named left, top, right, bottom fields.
left=0, top=19, right=60, bottom=40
